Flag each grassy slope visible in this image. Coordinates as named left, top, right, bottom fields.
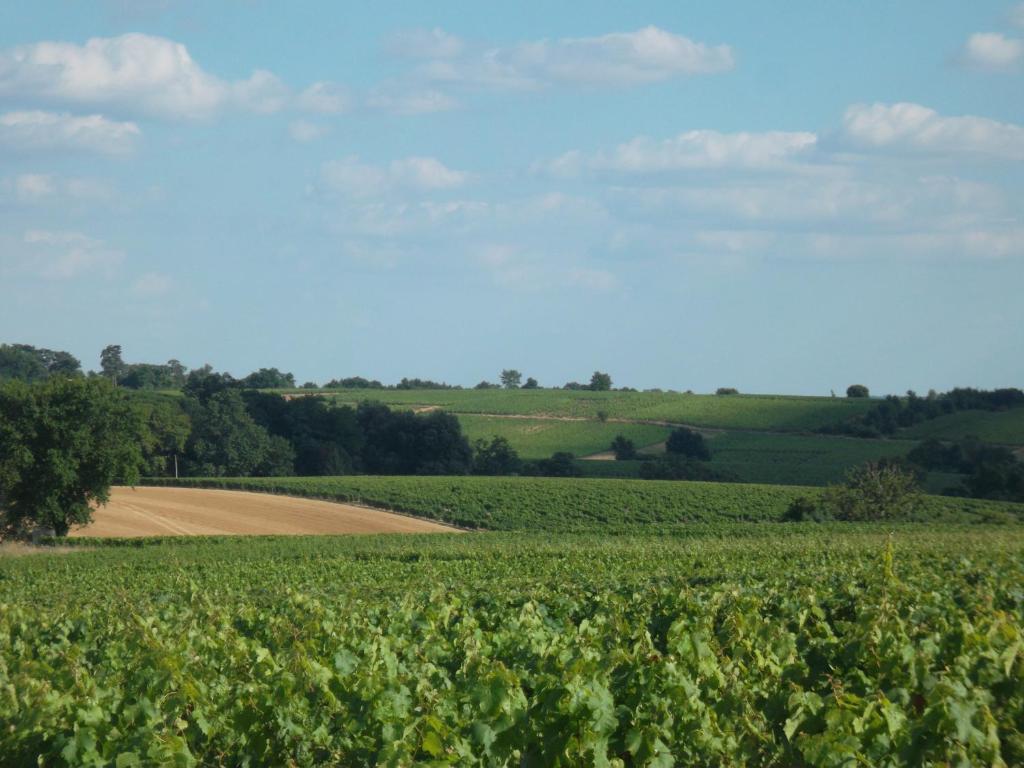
left=705, top=432, right=916, bottom=486
left=143, top=476, right=1024, bottom=532
left=296, top=389, right=876, bottom=431
left=457, top=415, right=670, bottom=458
left=900, top=408, right=1024, bottom=445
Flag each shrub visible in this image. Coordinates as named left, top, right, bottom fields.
left=716, top=387, right=739, bottom=395
left=665, top=428, right=711, bottom=461
left=822, top=462, right=922, bottom=521
left=846, top=384, right=870, bottom=398
left=610, top=436, right=637, bottom=460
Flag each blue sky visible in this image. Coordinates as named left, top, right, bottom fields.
left=1, top=0, right=1022, bottom=394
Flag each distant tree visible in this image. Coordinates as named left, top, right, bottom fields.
left=474, top=380, right=500, bottom=390
left=357, top=402, right=472, bottom=475
left=100, top=344, right=126, bottom=386
left=522, top=377, right=539, bottom=389
left=563, top=382, right=587, bottom=391
left=822, top=462, right=921, bottom=521
left=781, top=496, right=830, bottom=523
left=300, top=381, right=319, bottom=389
left=183, top=390, right=281, bottom=476
left=715, top=387, right=739, bottom=396
left=639, top=455, right=731, bottom=482
left=324, top=376, right=384, bottom=389
left=846, top=384, right=870, bottom=398
left=500, top=369, right=522, bottom=389
left=589, top=371, right=612, bottom=391
left=0, top=345, right=48, bottom=383
left=527, top=452, right=580, bottom=477
left=134, top=395, right=191, bottom=476
left=396, top=378, right=455, bottom=390
left=610, top=435, right=637, bottom=460
left=242, top=367, right=296, bottom=389
left=665, top=427, right=711, bottom=461
left=596, top=410, right=609, bottom=423
left=472, top=436, right=522, bottom=475
left=0, top=378, right=143, bottom=537
left=166, top=359, right=188, bottom=388
left=182, top=365, right=238, bottom=403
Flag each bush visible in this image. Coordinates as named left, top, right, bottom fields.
left=716, top=387, right=739, bottom=395
left=846, top=384, right=870, bottom=398
left=665, top=428, right=711, bottom=461
left=610, top=436, right=637, bottom=460
left=781, top=496, right=831, bottom=523
left=822, top=462, right=922, bottom=521
left=638, top=455, right=734, bottom=481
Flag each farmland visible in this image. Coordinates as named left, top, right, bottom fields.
left=3, top=527, right=1023, bottom=765
left=457, top=414, right=670, bottom=458
left=298, top=388, right=876, bottom=431
left=145, top=476, right=1024, bottom=530
left=69, top=487, right=457, bottom=537
left=900, top=408, right=1024, bottom=445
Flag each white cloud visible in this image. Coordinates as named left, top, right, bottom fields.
left=288, top=120, right=328, bottom=142
left=366, top=88, right=458, bottom=114
left=295, top=81, right=352, bottom=114
left=322, top=155, right=468, bottom=197
left=842, top=102, right=1024, bottom=159
left=548, top=129, right=818, bottom=176
left=388, top=28, right=464, bottom=59
left=130, top=272, right=174, bottom=296
left=404, top=26, right=733, bottom=90
left=0, top=110, right=139, bottom=153
left=0, top=33, right=293, bottom=119
left=960, top=32, right=1023, bottom=70
left=7, top=173, right=112, bottom=203
left=21, top=229, right=124, bottom=279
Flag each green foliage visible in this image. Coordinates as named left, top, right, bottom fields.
left=183, top=390, right=287, bottom=477
left=3, top=529, right=1024, bottom=765
left=716, top=387, right=739, bottom=395
left=901, top=409, right=1024, bottom=445
left=242, top=367, right=296, bottom=389
left=666, top=427, right=711, bottom=460
left=0, top=378, right=143, bottom=536
left=0, top=343, right=81, bottom=382
left=313, top=389, right=874, bottom=431
left=99, top=344, right=126, bottom=385
left=522, top=377, right=539, bottom=389
left=472, top=436, right=522, bottom=476
left=589, top=371, right=612, bottom=391
left=782, top=496, right=831, bottom=522
left=144, top=475, right=1023, bottom=531
left=500, top=369, right=522, bottom=389
left=610, top=435, right=637, bottom=460
left=706, top=431, right=915, bottom=486
left=639, top=455, right=733, bottom=482
left=822, top=462, right=923, bottom=521
left=456, top=415, right=669, bottom=460
left=846, top=384, right=870, bottom=398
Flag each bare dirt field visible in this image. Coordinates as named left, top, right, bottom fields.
left=70, top=486, right=459, bottom=538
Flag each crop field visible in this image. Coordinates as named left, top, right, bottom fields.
left=294, top=389, right=876, bottom=431
left=900, top=408, right=1024, bottom=445
left=144, top=476, right=1024, bottom=530
left=69, top=487, right=456, bottom=537
left=3, top=527, right=1023, bottom=765
left=705, top=432, right=916, bottom=486
left=457, top=415, right=670, bottom=458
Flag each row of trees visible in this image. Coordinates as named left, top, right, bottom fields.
left=822, top=387, right=1024, bottom=438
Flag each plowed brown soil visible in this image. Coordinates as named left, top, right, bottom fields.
left=70, top=486, right=459, bottom=538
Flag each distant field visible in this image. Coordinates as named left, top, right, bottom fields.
left=283, top=388, right=876, bottom=431
left=706, top=432, right=916, bottom=486
left=145, top=476, right=1024, bottom=531
left=72, top=487, right=456, bottom=537
left=457, top=415, right=670, bottom=458
left=900, top=408, right=1024, bottom=445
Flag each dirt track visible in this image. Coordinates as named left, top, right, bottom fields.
left=70, top=487, right=458, bottom=538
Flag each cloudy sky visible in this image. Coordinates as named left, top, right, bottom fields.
left=1, top=1, right=1022, bottom=393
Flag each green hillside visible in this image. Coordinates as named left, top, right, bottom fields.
left=457, top=415, right=670, bottom=458
left=143, top=476, right=1023, bottom=532
left=291, top=388, right=876, bottom=431
left=900, top=408, right=1024, bottom=445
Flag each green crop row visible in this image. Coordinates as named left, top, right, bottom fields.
left=141, top=475, right=1024, bottom=530
left=899, top=408, right=1024, bottom=445
left=3, top=528, right=1024, bottom=765
left=296, top=389, right=876, bottom=431
left=456, top=415, right=670, bottom=459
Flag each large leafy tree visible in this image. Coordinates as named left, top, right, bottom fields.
left=500, top=369, right=522, bottom=389
left=0, top=378, right=143, bottom=537
left=183, top=389, right=292, bottom=476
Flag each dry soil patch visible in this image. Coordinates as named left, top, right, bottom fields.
left=71, top=487, right=458, bottom=538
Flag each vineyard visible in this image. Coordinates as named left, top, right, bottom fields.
left=298, top=389, right=876, bottom=431
left=3, top=528, right=1023, bottom=765
left=457, top=415, right=670, bottom=459
left=144, top=476, right=1024, bottom=530
left=900, top=408, right=1024, bottom=445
